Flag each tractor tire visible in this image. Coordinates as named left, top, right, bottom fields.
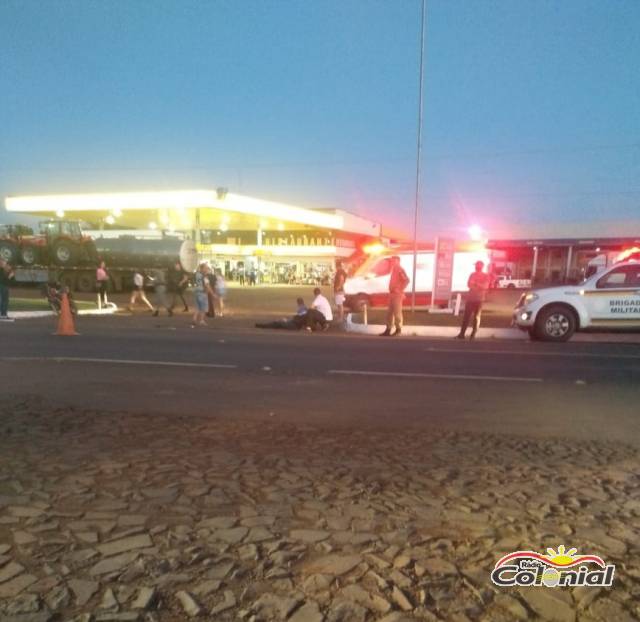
left=0, top=241, right=18, bottom=264
left=20, top=245, right=39, bottom=266
left=52, top=240, right=78, bottom=265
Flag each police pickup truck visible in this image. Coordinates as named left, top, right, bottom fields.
left=513, top=260, right=640, bottom=341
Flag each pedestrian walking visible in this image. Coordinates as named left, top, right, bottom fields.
left=169, top=261, right=190, bottom=312
left=96, top=260, right=110, bottom=308
left=192, top=262, right=214, bottom=326
left=151, top=269, right=173, bottom=316
left=457, top=260, right=490, bottom=340
left=333, top=260, right=347, bottom=322
left=129, top=269, right=155, bottom=312
left=213, top=268, right=226, bottom=316
left=248, top=267, right=257, bottom=286
left=380, top=256, right=410, bottom=336
left=0, top=258, right=15, bottom=321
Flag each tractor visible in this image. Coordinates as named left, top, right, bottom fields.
left=0, top=224, right=34, bottom=264
left=18, top=220, right=97, bottom=266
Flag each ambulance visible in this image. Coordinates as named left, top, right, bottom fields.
left=344, top=247, right=491, bottom=310
left=513, top=259, right=640, bottom=341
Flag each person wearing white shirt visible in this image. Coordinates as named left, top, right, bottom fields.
left=129, top=270, right=154, bottom=312
left=305, top=288, right=332, bottom=331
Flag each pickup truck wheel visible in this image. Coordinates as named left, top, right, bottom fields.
left=20, top=246, right=39, bottom=265
left=0, top=241, right=18, bottom=264
left=534, top=305, right=576, bottom=342
left=53, top=241, right=77, bottom=265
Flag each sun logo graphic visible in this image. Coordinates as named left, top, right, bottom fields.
left=491, top=545, right=615, bottom=588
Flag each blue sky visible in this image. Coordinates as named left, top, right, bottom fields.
left=1, top=0, right=639, bottom=238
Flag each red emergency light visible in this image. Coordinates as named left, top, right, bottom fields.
left=361, top=242, right=388, bottom=255
left=615, top=247, right=640, bottom=263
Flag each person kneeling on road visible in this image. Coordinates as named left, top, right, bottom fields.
left=305, top=287, right=332, bottom=332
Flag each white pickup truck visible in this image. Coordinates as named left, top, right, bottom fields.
left=495, top=275, right=532, bottom=289
left=513, top=260, right=640, bottom=341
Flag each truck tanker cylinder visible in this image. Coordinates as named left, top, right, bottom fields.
left=92, top=237, right=198, bottom=272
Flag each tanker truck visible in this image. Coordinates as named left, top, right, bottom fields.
left=11, top=228, right=198, bottom=293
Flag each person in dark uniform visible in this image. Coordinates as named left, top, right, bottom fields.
left=169, top=261, right=190, bottom=312
left=457, top=260, right=490, bottom=339
left=206, top=266, right=218, bottom=318
left=0, top=258, right=15, bottom=321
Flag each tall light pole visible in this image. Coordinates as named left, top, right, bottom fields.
left=411, top=0, right=427, bottom=313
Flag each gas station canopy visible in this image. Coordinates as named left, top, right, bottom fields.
left=4, top=189, right=380, bottom=238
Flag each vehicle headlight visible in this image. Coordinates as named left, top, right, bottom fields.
left=515, top=292, right=538, bottom=308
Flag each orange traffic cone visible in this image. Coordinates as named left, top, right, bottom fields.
left=55, top=292, right=79, bottom=336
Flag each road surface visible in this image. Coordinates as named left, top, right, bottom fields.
left=1, top=315, right=639, bottom=445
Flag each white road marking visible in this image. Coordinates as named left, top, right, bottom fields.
left=423, top=347, right=640, bottom=360
left=328, top=370, right=543, bottom=383
left=1, top=357, right=237, bottom=369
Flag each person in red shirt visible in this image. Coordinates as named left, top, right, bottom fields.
left=380, top=256, right=410, bottom=337
left=457, top=261, right=490, bottom=339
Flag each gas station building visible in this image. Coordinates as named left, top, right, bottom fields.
left=487, top=221, right=640, bottom=285
left=5, top=189, right=382, bottom=283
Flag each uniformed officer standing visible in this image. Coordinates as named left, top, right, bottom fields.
left=380, top=256, right=410, bottom=337
left=457, top=260, right=490, bottom=339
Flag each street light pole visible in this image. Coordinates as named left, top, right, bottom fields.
left=411, top=0, right=426, bottom=313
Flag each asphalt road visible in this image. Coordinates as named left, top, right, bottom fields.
left=1, top=314, right=639, bottom=447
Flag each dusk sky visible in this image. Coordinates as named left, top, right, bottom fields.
left=1, top=0, right=639, bottom=238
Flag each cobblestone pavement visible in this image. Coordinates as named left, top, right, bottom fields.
left=1, top=397, right=639, bottom=622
